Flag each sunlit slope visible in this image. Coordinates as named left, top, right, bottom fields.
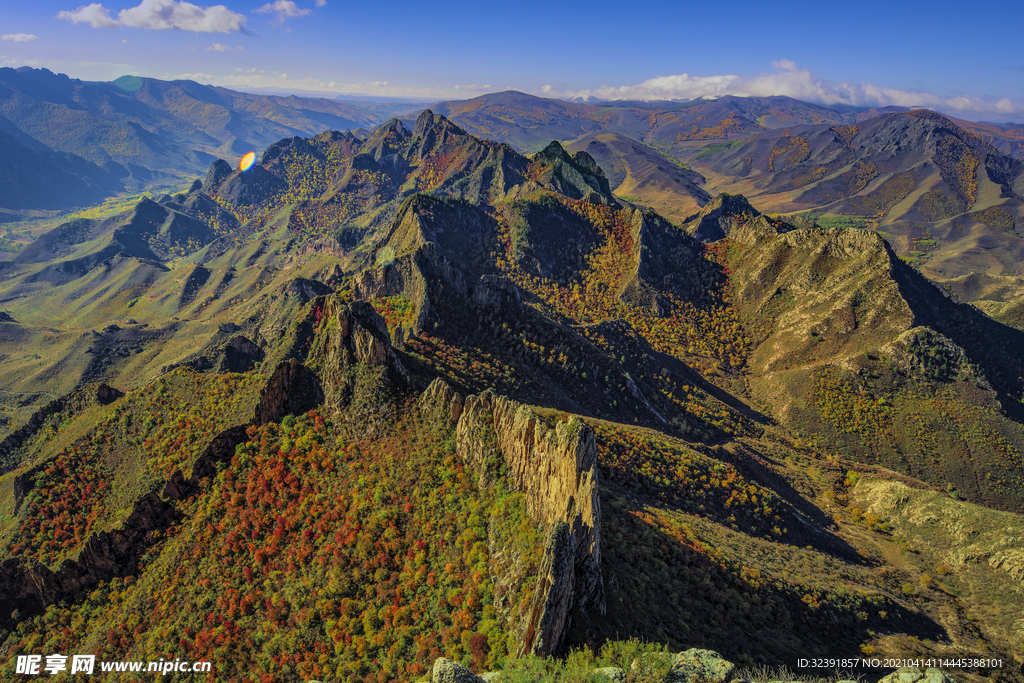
left=565, top=132, right=710, bottom=222
left=682, top=195, right=1024, bottom=511
left=691, top=111, right=1024, bottom=288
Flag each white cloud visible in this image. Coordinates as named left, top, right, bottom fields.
left=120, top=0, right=246, bottom=32
left=0, top=56, right=61, bottom=69
left=314, top=0, right=326, bottom=6
left=453, top=84, right=491, bottom=91
left=547, top=61, right=1024, bottom=119
left=2, top=33, right=39, bottom=42
left=58, top=3, right=120, bottom=28
left=167, top=70, right=412, bottom=96
left=59, top=0, right=247, bottom=33
left=173, top=71, right=215, bottom=80
left=121, top=38, right=130, bottom=43
left=255, top=0, right=311, bottom=25
left=207, top=42, right=230, bottom=51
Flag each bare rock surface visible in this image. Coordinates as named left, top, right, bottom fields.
left=432, top=657, right=486, bottom=683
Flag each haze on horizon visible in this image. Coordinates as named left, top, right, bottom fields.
left=2, top=0, right=1023, bottom=123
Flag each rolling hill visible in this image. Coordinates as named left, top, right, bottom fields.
left=691, top=111, right=1024, bottom=287
left=0, top=122, right=123, bottom=210
left=564, top=131, right=711, bottom=221
left=0, top=67, right=396, bottom=192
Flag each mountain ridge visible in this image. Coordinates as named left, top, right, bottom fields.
left=0, top=67, right=396, bottom=193
left=1, top=111, right=1023, bottom=681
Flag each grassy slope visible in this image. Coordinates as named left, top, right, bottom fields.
left=853, top=474, right=1024, bottom=662
left=0, top=370, right=261, bottom=566
left=564, top=132, right=710, bottom=223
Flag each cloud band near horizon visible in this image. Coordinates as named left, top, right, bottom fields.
left=542, top=60, right=1021, bottom=119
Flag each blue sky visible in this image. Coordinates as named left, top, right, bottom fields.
left=2, top=0, right=1023, bottom=121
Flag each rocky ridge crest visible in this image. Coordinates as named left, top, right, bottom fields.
left=421, top=379, right=604, bottom=656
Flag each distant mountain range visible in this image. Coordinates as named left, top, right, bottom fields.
left=0, top=116, right=122, bottom=210
left=428, top=90, right=1024, bottom=159
left=0, top=67, right=403, bottom=203
left=3, top=68, right=1023, bottom=212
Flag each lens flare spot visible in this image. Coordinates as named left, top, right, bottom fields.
left=375, top=246, right=396, bottom=267
left=239, top=151, right=256, bottom=172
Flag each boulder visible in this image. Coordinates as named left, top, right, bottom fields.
left=878, top=667, right=956, bottom=683
left=664, top=649, right=736, bottom=683
left=432, top=657, right=485, bottom=683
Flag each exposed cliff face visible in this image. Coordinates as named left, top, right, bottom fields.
left=253, top=358, right=324, bottom=425
left=294, top=295, right=420, bottom=439
left=471, top=274, right=522, bottom=311
left=529, top=141, right=616, bottom=205
left=352, top=214, right=520, bottom=337
left=421, top=379, right=604, bottom=656
left=306, top=297, right=410, bottom=413
left=350, top=240, right=466, bottom=336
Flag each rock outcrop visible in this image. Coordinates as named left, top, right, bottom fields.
left=431, top=658, right=487, bottom=683
left=306, top=297, right=410, bottom=414
left=471, top=274, right=522, bottom=311
left=0, top=488, right=181, bottom=630
left=593, top=667, right=627, bottom=681
left=878, top=667, right=957, bottom=683
left=423, top=650, right=738, bottom=683
left=253, top=359, right=324, bottom=425
left=185, top=334, right=266, bottom=373
left=683, top=193, right=788, bottom=244
left=201, top=158, right=232, bottom=195
left=420, top=652, right=956, bottom=683
left=662, top=649, right=736, bottom=683
left=352, top=201, right=475, bottom=335
left=422, top=379, right=604, bottom=656
left=529, top=141, right=616, bottom=204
